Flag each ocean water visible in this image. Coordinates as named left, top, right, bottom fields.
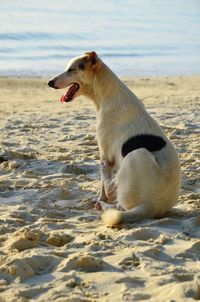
left=0, top=0, right=200, bottom=77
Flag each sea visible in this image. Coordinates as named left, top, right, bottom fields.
left=1, top=0, right=200, bottom=77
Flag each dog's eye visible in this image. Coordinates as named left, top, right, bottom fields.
left=68, top=68, right=76, bottom=73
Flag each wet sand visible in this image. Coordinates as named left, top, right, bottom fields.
left=0, top=76, right=200, bottom=301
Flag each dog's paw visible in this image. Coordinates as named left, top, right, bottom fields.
left=116, top=203, right=125, bottom=211
left=96, top=200, right=117, bottom=211
left=95, top=201, right=103, bottom=211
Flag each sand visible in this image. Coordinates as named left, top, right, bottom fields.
left=0, top=76, right=200, bottom=302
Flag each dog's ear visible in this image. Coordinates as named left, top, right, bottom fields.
left=85, top=51, right=101, bottom=70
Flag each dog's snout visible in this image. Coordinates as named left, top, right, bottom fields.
left=48, top=80, right=55, bottom=88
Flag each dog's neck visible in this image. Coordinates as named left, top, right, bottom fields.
left=89, top=62, right=144, bottom=113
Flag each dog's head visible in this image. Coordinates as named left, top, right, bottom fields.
left=48, top=51, right=101, bottom=103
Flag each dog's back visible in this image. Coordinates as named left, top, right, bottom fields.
left=94, top=58, right=181, bottom=225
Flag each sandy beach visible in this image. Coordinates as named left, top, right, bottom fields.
left=0, top=76, right=200, bottom=302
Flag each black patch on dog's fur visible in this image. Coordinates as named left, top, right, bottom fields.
left=78, top=62, right=85, bottom=70
left=122, top=134, right=166, bottom=157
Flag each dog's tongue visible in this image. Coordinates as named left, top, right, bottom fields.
left=60, top=83, right=79, bottom=103
left=60, top=95, right=67, bottom=103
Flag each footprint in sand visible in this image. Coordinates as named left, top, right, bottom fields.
left=119, top=253, right=141, bottom=269
left=58, top=253, right=112, bottom=272
left=6, top=230, right=41, bottom=252
left=123, top=291, right=151, bottom=301
left=173, top=273, right=194, bottom=282
left=116, top=276, right=145, bottom=287
left=125, top=227, right=161, bottom=241
left=176, top=240, right=200, bottom=260
left=46, top=232, right=74, bottom=247
left=25, top=253, right=60, bottom=276
left=0, top=258, right=35, bottom=280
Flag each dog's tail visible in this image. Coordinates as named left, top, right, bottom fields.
left=101, top=205, right=150, bottom=226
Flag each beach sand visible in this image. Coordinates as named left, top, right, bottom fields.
left=0, top=76, right=200, bottom=302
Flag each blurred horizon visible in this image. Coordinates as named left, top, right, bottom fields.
left=0, top=0, right=200, bottom=77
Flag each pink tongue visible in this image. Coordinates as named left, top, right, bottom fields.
left=60, top=83, right=77, bottom=103
left=60, top=95, right=67, bottom=103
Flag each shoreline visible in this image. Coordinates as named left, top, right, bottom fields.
left=0, top=76, right=200, bottom=301
left=1, top=73, right=200, bottom=78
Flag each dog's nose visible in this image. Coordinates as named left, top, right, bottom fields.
left=48, top=80, right=55, bottom=88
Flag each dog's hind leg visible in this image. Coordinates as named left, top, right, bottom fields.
left=102, top=149, right=161, bottom=225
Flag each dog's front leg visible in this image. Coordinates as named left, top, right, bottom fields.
left=98, top=180, right=107, bottom=202
left=96, top=165, right=107, bottom=210
left=100, top=160, right=117, bottom=201
left=98, top=158, right=112, bottom=202
left=96, top=160, right=117, bottom=210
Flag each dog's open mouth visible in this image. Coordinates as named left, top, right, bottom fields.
left=60, top=83, right=80, bottom=103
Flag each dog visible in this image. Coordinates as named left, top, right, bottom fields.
left=48, top=51, right=181, bottom=226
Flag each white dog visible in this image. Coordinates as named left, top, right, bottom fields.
left=48, top=51, right=181, bottom=226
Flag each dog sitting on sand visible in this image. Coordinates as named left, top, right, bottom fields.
left=48, top=51, right=181, bottom=226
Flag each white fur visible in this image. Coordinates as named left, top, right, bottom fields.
left=49, top=52, right=182, bottom=226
